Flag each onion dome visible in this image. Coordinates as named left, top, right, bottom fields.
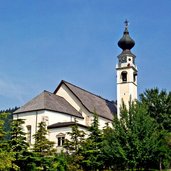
left=118, top=20, right=135, bottom=51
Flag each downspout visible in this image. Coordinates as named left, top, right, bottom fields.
left=35, top=111, right=38, bottom=132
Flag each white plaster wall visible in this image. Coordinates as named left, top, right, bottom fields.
left=87, top=115, right=112, bottom=130
left=13, top=111, right=40, bottom=145
left=49, top=126, right=88, bottom=153
left=13, top=110, right=84, bottom=145
left=56, top=84, right=92, bottom=126
left=116, top=55, right=138, bottom=116
left=98, top=116, right=112, bottom=129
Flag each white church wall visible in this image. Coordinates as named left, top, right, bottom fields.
left=49, top=126, right=88, bottom=153
left=13, top=110, right=84, bottom=145
left=49, top=127, right=71, bottom=153
left=56, top=84, right=92, bottom=126
left=98, top=116, right=112, bottom=129
left=13, top=111, right=39, bottom=144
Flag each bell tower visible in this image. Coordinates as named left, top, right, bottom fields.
left=116, top=20, right=138, bottom=117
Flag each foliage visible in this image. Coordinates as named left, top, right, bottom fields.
left=0, top=113, right=15, bottom=170
left=140, top=88, right=171, bottom=131
left=64, top=119, right=85, bottom=154
left=0, top=107, right=19, bottom=136
left=0, top=106, right=18, bottom=114
left=52, top=153, right=68, bottom=171
left=81, top=112, right=104, bottom=171
left=0, top=149, right=15, bottom=170
left=0, top=112, right=7, bottom=141
left=64, top=119, right=85, bottom=171
left=140, top=88, right=171, bottom=169
left=10, top=119, right=29, bottom=157
left=102, top=102, right=171, bottom=170
left=9, top=119, right=30, bottom=170
left=0, top=88, right=171, bottom=170
left=33, top=121, right=56, bottom=156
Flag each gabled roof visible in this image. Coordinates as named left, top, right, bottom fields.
left=14, top=90, right=83, bottom=118
left=48, top=121, right=88, bottom=129
left=54, top=80, right=117, bottom=120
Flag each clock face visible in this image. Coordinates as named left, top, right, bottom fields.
left=120, top=56, right=127, bottom=63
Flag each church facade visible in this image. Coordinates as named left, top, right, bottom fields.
left=13, top=22, right=137, bottom=152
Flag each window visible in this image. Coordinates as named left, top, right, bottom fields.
left=26, top=125, right=31, bottom=144
left=56, top=133, right=65, bottom=147
left=133, top=72, right=137, bottom=82
left=121, top=71, right=127, bottom=82
left=57, top=137, right=65, bottom=146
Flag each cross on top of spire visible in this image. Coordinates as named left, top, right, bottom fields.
left=124, top=19, right=129, bottom=29
left=118, top=20, right=135, bottom=51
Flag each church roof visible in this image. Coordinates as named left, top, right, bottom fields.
left=54, top=80, right=117, bottom=120
left=48, top=121, right=88, bottom=129
left=14, top=90, right=83, bottom=118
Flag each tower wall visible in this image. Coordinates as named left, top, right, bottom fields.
left=116, top=22, right=138, bottom=118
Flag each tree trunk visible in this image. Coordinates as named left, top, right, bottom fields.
left=159, top=158, right=162, bottom=171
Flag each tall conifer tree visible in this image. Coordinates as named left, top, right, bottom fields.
left=33, top=121, right=56, bottom=156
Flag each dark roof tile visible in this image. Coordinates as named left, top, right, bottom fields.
left=48, top=121, right=88, bottom=129
left=54, top=80, right=117, bottom=120
left=14, top=91, right=83, bottom=118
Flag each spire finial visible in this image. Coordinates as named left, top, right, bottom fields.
left=124, top=19, right=129, bottom=29
left=117, top=20, right=135, bottom=51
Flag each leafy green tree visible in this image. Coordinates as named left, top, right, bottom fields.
left=140, top=88, right=171, bottom=169
left=102, top=102, right=171, bottom=170
left=50, top=153, right=68, bottom=171
left=140, top=88, right=171, bottom=131
left=0, top=150, right=16, bottom=170
left=101, top=122, right=126, bottom=170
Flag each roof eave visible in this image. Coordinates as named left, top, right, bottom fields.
left=13, top=108, right=84, bottom=119
left=48, top=122, right=88, bottom=129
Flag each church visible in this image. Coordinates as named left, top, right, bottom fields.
left=13, top=21, right=138, bottom=151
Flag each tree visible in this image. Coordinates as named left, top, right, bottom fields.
left=64, top=119, right=85, bottom=171
left=33, top=121, right=56, bottom=156
left=64, top=119, right=85, bottom=154
left=140, top=88, right=171, bottom=169
left=102, top=122, right=126, bottom=170
left=32, top=121, right=56, bottom=170
left=81, top=112, right=104, bottom=171
left=52, top=153, right=68, bottom=171
left=9, top=119, right=30, bottom=170
left=10, top=119, right=29, bottom=157
left=102, top=102, right=171, bottom=170
left=0, top=113, right=15, bottom=170
left=0, top=107, right=19, bottom=140
left=140, top=88, right=171, bottom=131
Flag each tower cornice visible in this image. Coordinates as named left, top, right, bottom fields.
left=116, top=65, right=137, bottom=72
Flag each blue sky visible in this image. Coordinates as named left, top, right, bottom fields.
left=0, top=0, right=171, bottom=109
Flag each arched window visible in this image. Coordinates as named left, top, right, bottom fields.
left=133, top=72, right=137, bottom=82
left=121, top=71, right=127, bottom=82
